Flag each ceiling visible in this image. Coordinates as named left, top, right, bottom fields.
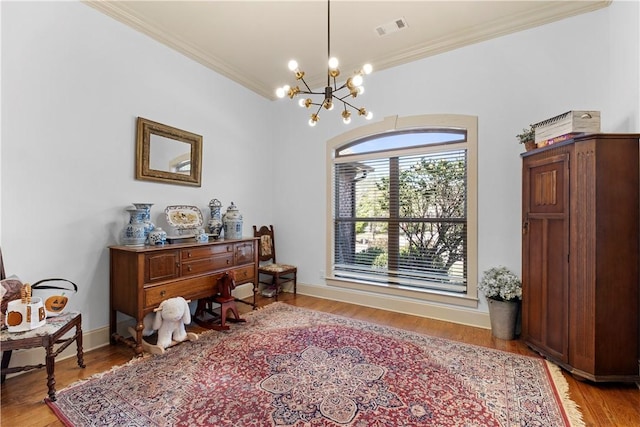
left=84, top=1, right=610, bottom=100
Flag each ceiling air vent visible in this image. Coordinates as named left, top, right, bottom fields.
left=375, top=17, right=408, bottom=37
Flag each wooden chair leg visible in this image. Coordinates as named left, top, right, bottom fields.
left=45, top=341, right=57, bottom=401
left=75, top=321, right=85, bottom=369
left=273, top=275, right=279, bottom=301
left=1, top=350, right=13, bottom=383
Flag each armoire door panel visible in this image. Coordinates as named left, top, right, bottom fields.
left=543, top=218, right=568, bottom=362
left=523, top=217, right=568, bottom=362
left=522, top=219, right=544, bottom=346
left=527, top=156, right=567, bottom=215
left=522, top=149, right=570, bottom=364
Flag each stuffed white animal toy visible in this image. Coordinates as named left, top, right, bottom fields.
left=142, top=297, right=191, bottom=349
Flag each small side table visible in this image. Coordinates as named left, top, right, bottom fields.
left=1, top=311, right=85, bottom=401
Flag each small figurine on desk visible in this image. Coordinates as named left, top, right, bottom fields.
left=148, top=227, right=167, bottom=245
left=195, top=228, right=209, bottom=243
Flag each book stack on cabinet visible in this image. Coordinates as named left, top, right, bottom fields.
left=532, top=110, right=600, bottom=147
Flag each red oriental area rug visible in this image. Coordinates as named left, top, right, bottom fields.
left=47, top=302, right=584, bottom=426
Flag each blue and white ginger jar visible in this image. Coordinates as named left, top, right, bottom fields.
left=122, top=208, right=147, bottom=246
left=222, top=202, right=243, bottom=240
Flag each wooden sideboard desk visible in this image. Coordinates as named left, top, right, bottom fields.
left=109, top=238, right=258, bottom=355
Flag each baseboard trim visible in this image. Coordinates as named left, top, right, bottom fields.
left=297, top=283, right=491, bottom=329
left=233, top=282, right=255, bottom=301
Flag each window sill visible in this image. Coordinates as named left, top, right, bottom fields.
left=325, top=276, right=479, bottom=308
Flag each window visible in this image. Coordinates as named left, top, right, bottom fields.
left=326, top=115, right=478, bottom=307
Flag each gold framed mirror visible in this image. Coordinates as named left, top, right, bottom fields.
left=135, top=117, right=203, bottom=186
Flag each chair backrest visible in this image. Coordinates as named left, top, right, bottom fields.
left=0, top=247, right=5, bottom=280
left=253, top=225, right=277, bottom=263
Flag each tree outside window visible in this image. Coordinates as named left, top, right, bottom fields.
left=333, top=130, right=468, bottom=293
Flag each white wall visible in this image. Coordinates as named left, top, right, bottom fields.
left=272, top=1, right=639, bottom=319
left=1, top=1, right=638, bottom=337
left=1, top=1, right=275, bottom=332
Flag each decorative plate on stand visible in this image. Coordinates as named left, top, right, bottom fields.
left=164, top=205, right=203, bottom=241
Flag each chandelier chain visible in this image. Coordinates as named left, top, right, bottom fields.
left=327, top=0, right=331, bottom=88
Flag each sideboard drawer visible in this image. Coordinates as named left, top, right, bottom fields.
left=144, top=275, right=219, bottom=308
left=233, top=264, right=255, bottom=284
left=181, top=254, right=234, bottom=276
left=181, top=244, right=233, bottom=260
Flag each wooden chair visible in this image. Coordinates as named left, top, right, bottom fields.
left=0, top=247, right=85, bottom=400
left=253, top=225, right=297, bottom=300
left=0, top=248, right=5, bottom=281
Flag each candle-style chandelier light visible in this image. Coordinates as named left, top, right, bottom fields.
left=275, top=0, right=373, bottom=127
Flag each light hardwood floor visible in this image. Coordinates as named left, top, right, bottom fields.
left=1, top=293, right=639, bottom=426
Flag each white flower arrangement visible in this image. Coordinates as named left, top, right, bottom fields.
left=478, top=266, right=522, bottom=302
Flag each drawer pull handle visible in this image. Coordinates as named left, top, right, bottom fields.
left=226, top=259, right=230, bottom=265
left=160, top=290, right=166, bottom=297
left=188, top=265, right=192, bottom=272
left=187, top=251, right=192, bottom=258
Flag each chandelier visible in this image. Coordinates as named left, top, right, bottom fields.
left=275, top=0, right=373, bottom=127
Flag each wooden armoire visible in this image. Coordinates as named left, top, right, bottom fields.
left=521, top=133, right=640, bottom=382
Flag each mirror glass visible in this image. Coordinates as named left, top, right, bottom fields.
left=149, top=134, right=191, bottom=174
left=136, top=117, right=202, bottom=186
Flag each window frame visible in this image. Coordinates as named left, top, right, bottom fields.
left=325, top=114, right=479, bottom=308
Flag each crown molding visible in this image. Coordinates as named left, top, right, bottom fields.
left=370, top=1, right=611, bottom=75
left=82, top=1, right=611, bottom=101
left=82, top=1, right=270, bottom=98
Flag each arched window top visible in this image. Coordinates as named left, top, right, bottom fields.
left=337, top=129, right=467, bottom=158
